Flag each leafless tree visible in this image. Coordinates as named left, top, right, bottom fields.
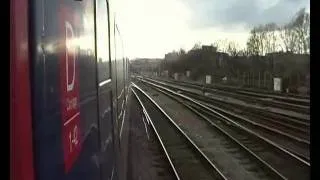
left=293, top=8, right=310, bottom=54
left=246, top=27, right=261, bottom=55
left=238, top=48, right=250, bottom=56
left=192, top=42, right=202, bottom=50
left=279, top=8, right=310, bottom=54
left=178, top=48, right=186, bottom=55
left=226, top=41, right=241, bottom=56
left=279, top=24, right=297, bottom=53
left=215, top=39, right=231, bottom=53
left=246, top=8, right=310, bottom=55
left=263, top=23, right=278, bottom=54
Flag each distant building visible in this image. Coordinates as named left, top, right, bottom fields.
left=266, top=52, right=309, bottom=77
left=130, top=58, right=163, bottom=75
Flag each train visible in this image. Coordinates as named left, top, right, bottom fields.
left=11, top=0, right=131, bottom=180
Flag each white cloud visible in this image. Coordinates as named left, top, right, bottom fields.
left=114, top=0, right=194, bottom=58
left=113, top=0, right=293, bottom=58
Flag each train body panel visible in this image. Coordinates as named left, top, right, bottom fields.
left=11, top=0, right=130, bottom=179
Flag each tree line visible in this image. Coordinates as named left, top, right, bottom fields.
left=207, top=8, right=310, bottom=56
left=160, top=8, right=309, bottom=90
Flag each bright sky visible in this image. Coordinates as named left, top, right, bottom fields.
left=113, top=0, right=310, bottom=59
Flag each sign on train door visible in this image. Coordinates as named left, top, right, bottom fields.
left=59, top=5, right=82, bottom=173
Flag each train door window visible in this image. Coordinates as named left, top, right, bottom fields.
left=96, top=0, right=111, bottom=82
left=95, top=0, right=115, bottom=179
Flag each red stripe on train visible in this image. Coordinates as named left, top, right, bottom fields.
left=10, top=0, right=36, bottom=180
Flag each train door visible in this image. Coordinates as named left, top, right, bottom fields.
left=29, top=0, right=101, bottom=179
left=95, top=0, right=117, bottom=179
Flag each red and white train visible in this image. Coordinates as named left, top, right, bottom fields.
left=11, top=0, right=130, bottom=179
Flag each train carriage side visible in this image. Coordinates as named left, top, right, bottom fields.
left=11, top=0, right=130, bottom=179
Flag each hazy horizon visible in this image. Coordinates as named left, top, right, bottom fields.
left=114, top=0, right=310, bottom=59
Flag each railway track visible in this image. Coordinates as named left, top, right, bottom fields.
left=134, top=82, right=288, bottom=180
left=151, top=77, right=310, bottom=104
left=194, top=93, right=309, bottom=138
left=178, top=90, right=310, bottom=161
left=140, top=77, right=310, bottom=160
left=135, top=78, right=310, bottom=180
left=142, top=78, right=309, bottom=134
left=145, top=77, right=310, bottom=114
left=127, top=95, right=178, bottom=180
left=131, top=86, right=226, bottom=180
left=177, top=88, right=310, bottom=127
